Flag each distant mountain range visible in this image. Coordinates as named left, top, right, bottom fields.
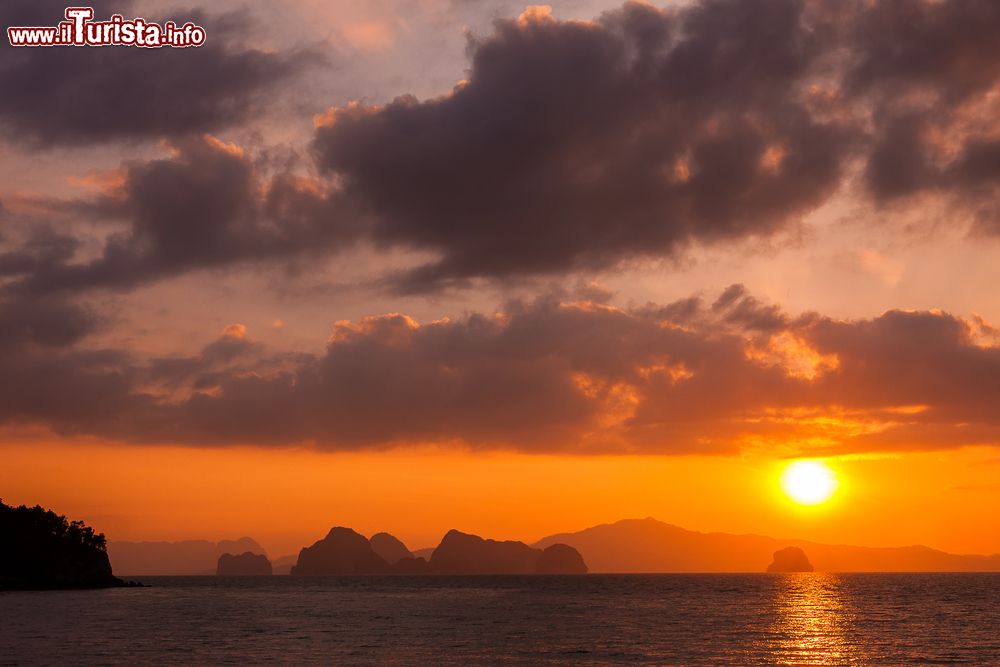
left=108, top=537, right=265, bottom=575
left=107, top=518, right=1000, bottom=575
left=534, top=518, right=1000, bottom=573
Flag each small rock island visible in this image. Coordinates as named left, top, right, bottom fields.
left=1, top=500, right=136, bottom=589
left=217, top=551, right=272, bottom=576
left=766, top=546, right=814, bottom=573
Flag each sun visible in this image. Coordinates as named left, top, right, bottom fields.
left=781, top=460, right=838, bottom=505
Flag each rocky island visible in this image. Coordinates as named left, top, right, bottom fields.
left=290, top=526, right=587, bottom=575
left=291, top=527, right=395, bottom=575
left=766, top=546, right=814, bottom=573
left=1, top=500, right=136, bottom=589
left=369, top=532, right=414, bottom=564
left=217, top=551, right=272, bottom=576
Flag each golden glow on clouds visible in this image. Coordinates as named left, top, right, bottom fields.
left=759, top=144, right=787, bottom=173
left=342, top=20, right=397, bottom=52
left=517, top=5, right=555, bottom=26
left=745, top=332, right=840, bottom=380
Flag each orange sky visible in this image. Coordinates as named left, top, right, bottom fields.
left=3, top=441, right=998, bottom=558
left=2, top=0, right=1000, bottom=566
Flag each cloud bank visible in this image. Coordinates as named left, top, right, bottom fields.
left=2, top=286, right=997, bottom=455
left=4, top=0, right=1000, bottom=295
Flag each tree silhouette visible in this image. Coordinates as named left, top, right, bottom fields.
left=0, top=499, right=128, bottom=589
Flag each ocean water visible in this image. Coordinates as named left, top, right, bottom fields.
left=2, top=573, right=998, bottom=665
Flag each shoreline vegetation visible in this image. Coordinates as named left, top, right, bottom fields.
left=1, top=500, right=142, bottom=590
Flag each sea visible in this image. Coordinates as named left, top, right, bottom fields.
left=2, top=573, right=998, bottom=665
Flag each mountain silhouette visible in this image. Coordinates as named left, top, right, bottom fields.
left=535, top=517, right=1000, bottom=572
left=537, top=543, right=588, bottom=574
left=767, top=547, right=814, bottom=573
left=428, top=529, right=587, bottom=574
left=108, top=537, right=265, bottom=575
left=1, top=500, right=133, bottom=589
left=288, top=527, right=586, bottom=575
left=429, top=529, right=539, bottom=574
left=369, top=532, right=413, bottom=564
left=217, top=551, right=272, bottom=576
left=291, top=527, right=389, bottom=575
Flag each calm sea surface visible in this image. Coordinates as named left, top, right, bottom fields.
left=2, top=573, right=998, bottom=665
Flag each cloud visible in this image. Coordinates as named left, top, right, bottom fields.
left=1, top=286, right=997, bottom=455
left=304, top=0, right=1000, bottom=288
left=0, top=293, right=144, bottom=430
left=846, top=0, right=1000, bottom=230
left=4, top=1, right=1000, bottom=295
left=3, top=135, right=355, bottom=294
left=312, top=0, right=855, bottom=288
left=0, top=0, right=310, bottom=146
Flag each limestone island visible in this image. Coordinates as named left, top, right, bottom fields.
left=290, top=526, right=588, bottom=575
left=217, top=551, right=273, bottom=576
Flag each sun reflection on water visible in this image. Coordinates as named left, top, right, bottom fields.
left=766, top=573, right=865, bottom=665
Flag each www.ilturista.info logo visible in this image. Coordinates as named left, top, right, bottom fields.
left=7, top=7, right=206, bottom=48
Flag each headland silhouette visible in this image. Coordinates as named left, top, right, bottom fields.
left=1, top=500, right=137, bottom=589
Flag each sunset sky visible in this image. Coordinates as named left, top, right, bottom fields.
left=1, top=0, right=999, bottom=560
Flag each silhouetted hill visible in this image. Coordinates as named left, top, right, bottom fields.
left=217, top=551, right=272, bottom=576
left=430, top=530, right=539, bottom=574
left=767, top=547, right=813, bottom=573
left=537, top=544, right=588, bottom=574
left=535, top=517, right=1000, bottom=572
left=370, top=532, right=413, bottom=564
left=109, top=536, right=265, bottom=575
left=288, top=527, right=587, bottom=575
left=291, top=527, right=389, bottom=575
left=429, top=529, right=587, bottom=574
left=1, top=500, right=130, bottom=589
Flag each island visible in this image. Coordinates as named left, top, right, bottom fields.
left=766, top=546, right=814, bottom=573
left=217, top=551, right=272, bottom=576
left=369, top=532, right=414, bottom=565
left=1, top=500, right=137, bottom=589
left=291, top=527, right=391, bottom=575
left=289, top=526, right=587, bottom=575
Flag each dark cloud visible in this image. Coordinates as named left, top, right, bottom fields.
left=0, top=295, right=96, bottom=347
left=5, top=0, right=1000, bottom=295
left=0, top=0, right=309, bottom=146
left=4, top=136, right=354, bottom=294
left=2, top=286, right=998, bottom=455
left=0, top=292, right=145, bottom=432
left=847, top=0, right=1000, bottom=230
left=0, top=227, right=79, bottom=278
left=313, top=0, right=854, bottom=288
left=304, top=0, right=1000, bottom=288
